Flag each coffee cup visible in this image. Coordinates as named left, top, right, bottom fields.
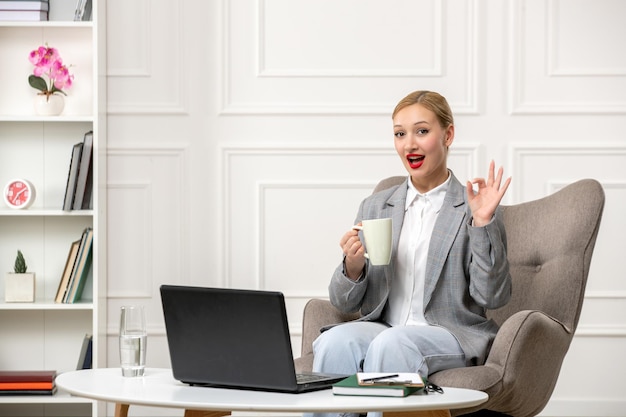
left=353, top=218, right=392, bottom=266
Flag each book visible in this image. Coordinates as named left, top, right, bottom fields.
left=0, top=9, right=46, bottom=20
left=0, top=387, right=56, bottom=395
left=0, top=381, right=53, bottom=390
left=54, top=239, right=81, bottom=303
left=72, top=131, right=93, bottom=210
left=61, top=228, right=90, bottom=303
left=64, top=227, right=93, bottom=303
left=332, top=374, right=424, bottom=397
left=73, top=0, right=91, bottom=21
left=76, top=333, right=93, bottom=369
left=0, top=370, right=56, bottom=383
left=0, top=1, right=49, bottom=11
left=63, top=142, right=84, bottom=210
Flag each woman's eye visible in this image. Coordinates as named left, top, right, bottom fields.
left=417, top=129, right=429, bottom=135
left=394, top=131, right=405, bottom=138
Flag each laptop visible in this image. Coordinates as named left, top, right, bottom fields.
left=160, top=285, right=347, bottom=393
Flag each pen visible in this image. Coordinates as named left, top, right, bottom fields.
left=360, top=374, right=399, bottom=383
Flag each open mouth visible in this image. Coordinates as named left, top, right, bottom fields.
left=407, top=154, right=425, bottom=169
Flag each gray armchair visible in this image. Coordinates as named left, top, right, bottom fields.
left=294, top=178, right=605, bottom=417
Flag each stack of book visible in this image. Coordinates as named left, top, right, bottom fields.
left=0, top=0, right=49, bottom=21
left=54, top=227, right=93, bottom=303
left=63, top=131, right=93, bottom=211
left=0, top=370, right=56, bottom=396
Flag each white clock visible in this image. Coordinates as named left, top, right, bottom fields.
left=3, top=179, right=36, bottom=209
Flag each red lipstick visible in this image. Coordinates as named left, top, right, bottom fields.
left=407, top=154, right=425, bottom=169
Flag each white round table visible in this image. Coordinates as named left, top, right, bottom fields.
left=55, top=368, right=487, bottom=417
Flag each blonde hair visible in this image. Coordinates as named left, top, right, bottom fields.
left=392, top=90, right=454, bottom=128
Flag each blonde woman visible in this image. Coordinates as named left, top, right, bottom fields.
left=312, top=91, right=512, bottom=411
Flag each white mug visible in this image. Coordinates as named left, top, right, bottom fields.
left=353, top=218, right=392, bottom=266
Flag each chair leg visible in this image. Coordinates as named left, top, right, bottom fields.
left=385, top=411, right=451, bottom=417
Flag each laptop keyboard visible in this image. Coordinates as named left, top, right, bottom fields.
left=296, top=373, right=331, bottom=384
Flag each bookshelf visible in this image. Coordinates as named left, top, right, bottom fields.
left=0, top=0, right=105, bottom=416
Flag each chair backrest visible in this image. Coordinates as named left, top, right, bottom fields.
left=372, top=177, right=605, bottom=333
left=490, top=179, right=604, bottom=333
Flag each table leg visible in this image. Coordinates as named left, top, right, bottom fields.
left=115, top=403, right=129, bottom=417
left=384, top=410, right=451, bottom=417
left=183, top=411, right=231, bottom=417
left=115, top=403, right=231, bottom=417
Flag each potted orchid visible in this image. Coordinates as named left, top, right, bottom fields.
left=28, top=45, right=73, bottom=115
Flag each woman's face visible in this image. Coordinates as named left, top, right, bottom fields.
left=393, top=103, right=454, bottom=193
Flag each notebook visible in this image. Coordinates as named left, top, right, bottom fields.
left=160, top=285, right=347, bottom=393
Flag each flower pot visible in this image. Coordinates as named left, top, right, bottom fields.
left=34, top=94, right=65, bottom=116
left=5, top=272, right=35, bottom=302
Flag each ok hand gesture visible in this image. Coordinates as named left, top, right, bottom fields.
left=466, top=161, right=511, bottom=227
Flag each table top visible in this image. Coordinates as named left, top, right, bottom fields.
left=56, top=368, right=488, bottom=413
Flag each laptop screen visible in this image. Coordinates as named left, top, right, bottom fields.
left=160, top=285, right=300, bottom=391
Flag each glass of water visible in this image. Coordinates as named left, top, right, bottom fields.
left=119, top=305, right=147, bottom=377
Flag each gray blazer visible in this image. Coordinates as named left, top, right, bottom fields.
left=329, top=173, right=512, bottom=366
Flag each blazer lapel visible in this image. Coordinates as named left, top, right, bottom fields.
left=381, top=179, right=409, bottom=290
left=423, top=176, right=467, bottom=308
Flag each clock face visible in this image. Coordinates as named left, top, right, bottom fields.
left=3, top=179, right=36, bottom=209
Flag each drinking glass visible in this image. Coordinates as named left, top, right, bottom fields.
left=119, top=305, right=147, bottom=377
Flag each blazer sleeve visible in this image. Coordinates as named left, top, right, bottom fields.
left=328, top=197, right=370, bottom=314
left=466, top=207, right=512, bottom=309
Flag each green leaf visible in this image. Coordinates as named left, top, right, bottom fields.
left=14, top=250, right=27, bottom=273
left=28, top=75, right=48, bottom=93
left=50, top=85, right=67, bottom=96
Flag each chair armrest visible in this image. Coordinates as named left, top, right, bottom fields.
left=431, top=310, right=573, bottom=416
left=294, top=299, right=359, bottom=372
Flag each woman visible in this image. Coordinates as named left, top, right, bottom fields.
left=312, top=91, right=512, bottom=388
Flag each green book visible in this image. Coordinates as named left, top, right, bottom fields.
left=332, top=374, right=424, bottom=397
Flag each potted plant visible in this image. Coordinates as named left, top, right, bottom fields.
left=5, top=250, right=35, bottom=302
left=28, top=44, right=74, bottom=116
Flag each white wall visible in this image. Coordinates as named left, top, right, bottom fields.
left=104, top=0, right=626, bottom=416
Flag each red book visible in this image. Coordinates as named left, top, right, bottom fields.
left=0, top=370, right=56, bottom=383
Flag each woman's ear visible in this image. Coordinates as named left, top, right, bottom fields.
left=444, top=124, right=455, bottom=148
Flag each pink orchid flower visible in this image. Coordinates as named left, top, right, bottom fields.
left=28, top=45, right=73, bottom=98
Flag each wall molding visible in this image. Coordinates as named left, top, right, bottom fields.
left=256, top=0, right=443, bottom=78
left=106, top=181, right=154, bottom=299
left=256, top=181, right=379, bottom=291
left=509, top=142, right=626, bottom=201
left=219, top=0, right=480, bottom=115
left=106, top=146, right=190, bottom=298
left=547, top=0, right=626, bottom=77
left=508, top=0, right=626, bottom=114
left=106, top=0, right=188, bottom=115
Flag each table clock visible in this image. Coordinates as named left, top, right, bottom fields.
left=3, top=179, right=36, bottom=209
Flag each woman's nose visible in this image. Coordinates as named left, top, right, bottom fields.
left=405, top=134, right=419, bottom=150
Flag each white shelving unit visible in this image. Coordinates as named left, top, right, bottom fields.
left=0, top=1, right=105, bottom=416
